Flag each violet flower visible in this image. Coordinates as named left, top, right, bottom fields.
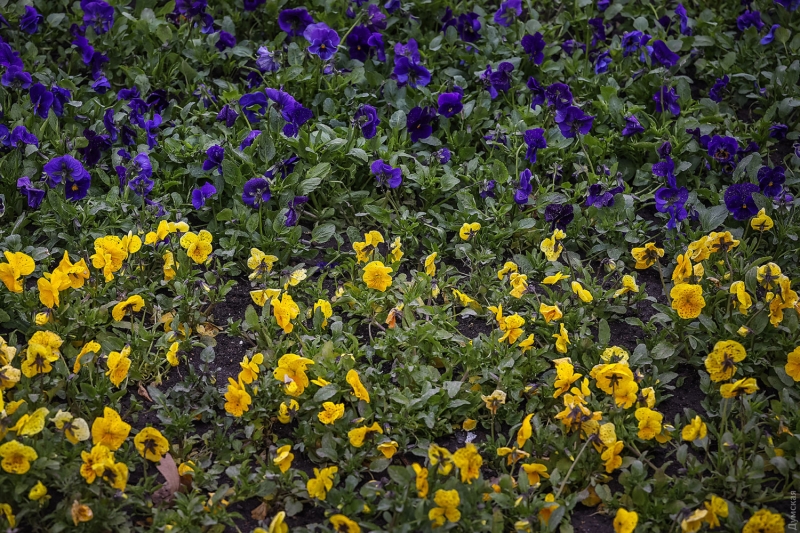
left=29, top=83, right=54, bottom=119
left=521, top=32, right=546, bottom=64
left=709, top=75, right=729, bottom=102
left=203, top=145, right=225, bottom=173
left=654, top=186, right=689, bottom=228
left=192, top=182, right=217, bottom=209
left=371, top=160, right=403, bottom=188
left=20, top=6, right=43, bottom=34
left=242, top=177, right=271, bottom=207
left=406, top=106, right=436, bottom=143
left=494, top=0, right=522, bottom=27
left=555, top=106, right=594, bottom=138
left=304, top=23, right=340, bottom=61
left=216, top=105, right=238, bottom=127
left=278, top=8, right=314, bottom=37
left=758, top=166, right=785, bottom=198
left=724, top=182, right=760, bottom=220
left=653, top=86, right=680, bottom=116
left=524, top=128, right=547, bottom=164
left=354, top=105, right=380, bottom=139
left=16, top=177, right=46, bottom=208
left=707, top=135, right=738, bottom=164
left=622, top=115, right=645, bottom=136
left=285, top=196, right=308, bottom=226
left=545, top=203, right=574, bottom=230
left=514, top=169, right=533, bottom=205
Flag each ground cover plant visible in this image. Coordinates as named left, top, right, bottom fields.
left=0, top=0, right=799, bottom=531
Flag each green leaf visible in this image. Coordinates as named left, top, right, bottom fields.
left=306, top=162, right=331, bottom=181
left=443, top=381, right=461, bottom=398
left=700, top=204, right=728, bottom=232
left=313, top=385, right=339, bottom=402
left=311, top=223, right=336, bottom=243
left=298, top=178, right=322, bottom=195
left=244, top=305, right=259, bottom=328
left=651, top=341, right=677, bottom=360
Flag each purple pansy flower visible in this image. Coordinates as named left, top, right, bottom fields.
left=4, top=126, right=38, bottom=148
left=347, top=25, right=373, bottom=62
left=622, top=31, right=652, bottom=59
left=191, top=182, right=217, bottom=209
left=555, top=106, right=594, bottom=138
left=594, top=51, right=612, bottom=74
left=527, top=77, right=546, bottom=108
left=370, top=159, right=403, bottom=188
left=2, top=66, right=32, bottom=88
left=514, top=169, right=533, bottom=205
left=758, top=166, right=785, bottom=198
left=651, top=40, right=679, bottom=67
left=285, top=196, right=308, bottom=226
left=203, top=145, right=225, bottom=173
left=215, top=30, right=236, bottom=51
left=769, top=124, right=788, bottom=140
left=676, top=4, right=691, bottom=35
left=480, top=180, right=497, bottom=199
left=239, top=91, right=268, bottom=122
left=708, top=75, right=729, bottom=102
left=264, top=156, right=299, bottom=180
left=29, top=83, right=54, bottom=119
left=494, top=0, right=522, bottom=27
left=724, top=182, right=760, bottom=220
left=128, top=174, right=154, bottom=197
left=524, top=128, right=547, bottom=164
left=239, top=130, right=262, bottom=150
left=653, top=157, right=677, bottom=187
left=92, top=76, right=111, bottom=94
left=20, top=6, right=43, bottom=34
left=216, top=105, right=238, bottom=127
left=242, top=177, right=271, bottom=207
left=77, top=129, right=111, bottom=167
left=438, top=90, right=463, bottom=118
left=304, top=23, right=340, bottom=61
left=457, top=13, right=481, bottom=43
left=761, top=24, right=780, bottom=45
left=545, top=203, right=574, bottom=230
left=393, top=57, right=431, bottom=88
left=653, top=86, right=680, bottom=115
left=586, top=179, right=624, bottom=208
left=83, top=0, right=115, bottom=34
left=737, top=10, right=764, bottom=31
left=481, top=62, right=514, bottom=99
left=278, top=7, right=314, bottom=37
left=43, top=154, right=89, bottom=187
left=256, top=46, right=280, bottom=72
left=707, top=135, right=738, bottom=164
left=435, top=147, right=451, bottom=164
left=17, top=177, right=46, bottom=208
left=406, top=106, right=436, bottom=143
left=521, top=33, right=546, bottom=65
left=265, top=88, right=313, bottom=137
left=354, top=105, right=380, bottom=139
left=622, top=115, right=645, bottom=136
left=545, top=83, right=573, bottom=109
left=654, top=186, right=689, bottom=228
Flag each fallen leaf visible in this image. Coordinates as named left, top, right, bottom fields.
left=251, top=501, right=268, bottom=521
left=152, top=453, right=180, bottom=504
left=138, top=382, right=153, bottom=402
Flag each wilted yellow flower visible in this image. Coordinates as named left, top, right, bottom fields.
left=614, top=275, right=639, bottom=298
left=428, top=444, right=454, bottom=475
left=681, top=509, right=709, bottom=533
left=542, top=272, right=569, bottom=285
left=601, top=440, right=624, bottom=473
left=571, top=281, right=593, bottom=302
left=424, top=253, right=437, bottom=276
left=682, top=416, right=707, bottom=442
left=274, top=444, right=294, bottom=473
left=390, top=237, right=403, bottom=262
left=500, top=314, right=525, bottom=344
left=238, top=352, right=263, bottom=384
left=672, top=251, right=693, bottom=285
left=51, top=411, right=90, bottom=444
left=704, top=495, right=728, bottom=529
left=540, top=229, right=565, bottom=261
left=498, top=261, right=518, bottom=280
left=346, top=369, right=370, bottom=403
left=162, top=251, right=177, bottom=281
left=517, top=413, right=534, bottom=448
left=412, top=463, right=429, bottom=497
left=55, top=251, right=90, bottom=289
left=509, top=273, right=529, bottom=298
left=112, top=295, right=145, bottom=321
left=71, top=501, right=93, bottom=526
left=250, top=288, right=281, bottom=307
left=553, top=323, right=570, bottom=353
left=377, top=440, right=399, bottom=458
left=539, top=302, right=562, bottom=323
left=10, top=407, right=49, bottom=436
left=284, top=268, right=307, bottom=289
left=313, top=299, right=333, bottom=327
left=247, top=248, right=278, bottom=278
left=520, top=462, right=549, bottom=486
left=729, top=281, right=752, bottom=315
left=481, top=389, right=506, bottom=414
left=720, top=377, right=758, bottom=398
left=165, top=342, right=180, bottom=367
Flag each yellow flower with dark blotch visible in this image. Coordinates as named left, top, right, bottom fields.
left=703, top=495, right=728, bottom=529
left=707, top=231, right=740, bottom=254
left=682, top=416, right=707, bottom=442
left=509, top=273, right=529, bottom=298
left=284, top=268, right=307, bottom=290
left=517, top=413, right=535, bottom=448
left=247, top=248, right=278, bottom=278
left=681, top=509, right=708, bottom=533
left=428, top=444, right=454, bottom=475
left=720, top=377, right=758, bottom=398
left=91, top=407, right=131, bottom=450
left=452, top=443, right=482, bottom=484
left=390, top=237, right=403, bottom=262
left=29, top=481, right=48, bottom=502
left=362, top=261, right=393, bottom=291
left=704, top=340, right=746, bottom=382
left=313, top=299, right=333, bottom=327
left=318, top=402, right=345, bottom=424
left=346, top=369, right=370, bottom=403
left=0, top=440, right=38, bottom=474
left=134, top=427, right=169, bottom=462
left=601, top=346, right=629, bottom=364
left=306, top=465, right=338, bottom=500
left=90, top=235, right=129, bottom=282
left=0, top=364, right=20, bottom=390
left=423, top=253, right=437, bottom=276
left=0, top=336, right=16, bottom=366
left=613, top=508, right=638, bottom=533
left=224, top=378, right=252, bottom=417
left=145, top=220, right=171, bottom=245
left=165, top=342, right=180, bottom=367
left=520, top=462, right=549, bottom=486
left=56, top=251, right=90, bottom=289
left=377, top=440, right=398, bottom=458
left=271, top=293, right=300, bottom=333
left=273, top=353, right=314, bottom=396
left=553, top=323, right=570, bottom=353
left=0, top=251, right=35, bottom=293
left=459, top=222, right=481, bottom=240
left=497, top=261, right=518, bottom=280
left=540, top=229, right=565, bottom=262
left=614, top=275, right=639, bottom=298
left=277, top=399, right=299, bottom=424
left=237, top=352, right=263, bottom=385
left=250, top=288, right=281, bottom=307
left=105, top=345, right=131, bottom=387
left=481, top=389, right=506, bottom=414
left=273, top=444, right=294, bottom=473
left=429, top=489, right=460, bottom=527
left=785, top=346, right=800, bottom=382
left=631, top=242, right=664, bottom=269
left=412, top=463, right=429, bottom=497
left=348, top=422, right=383, bottom=447
left=10, top=407, right=49, bottom=436
left=670, top=283, right=705, bottom=319
left=352, top=231, right=384, bottom=263
left=180, top=230, right=213, bottom=264
left=51, top=411, right=90, bottom=444
left=112, top=295, right=145, bottom=322
left=750, top=208, right=774, bottom=231
left=500, top=314, right=525, bottom=344
left=329, top=514, right=361, bottom=533
left=634, top=407, right=662, bottom=440
left=601, top=440, right=624, bottom=473
left=757, top=262, right=782, bottom=290
left=672, top=251, right=693, bottom=285
left=542, top=272, right=569, bottom=285
left=37, top=269, right=71, bottom=309
left=71, top=501, right=93, bottom=526
left=162, top=251, right=177, bottom=281
left=539, top=303, right=562, bottom=323
left=613, top=379, right=639, bottom=409
left=553, top=359, right=581, bottom=398
left=742, top=509, right=785, bottom=533
left=729, top=281, right=752, bottom=315
left=639, top=387, right=656, bottom=408
left=21, top=342, right=60, bottom=378
left=590, top=363, right=635, bottom=395
left=497, top=446, right=530, bottom=465
left=571, top=281, right=593, bottom=302
left=687, top=236, right=711, bottom=262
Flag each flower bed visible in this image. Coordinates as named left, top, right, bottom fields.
left=0, top=0, right=798, bottom=531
